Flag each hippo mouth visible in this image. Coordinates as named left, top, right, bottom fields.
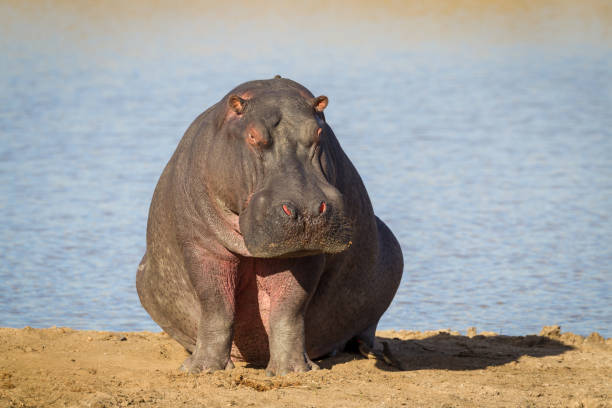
left=245, top=235, right=353, bottom=259
left=237, top=204, right=353, bottom=259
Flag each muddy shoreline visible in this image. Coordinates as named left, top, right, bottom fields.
left=1, top=326, right=610, bottom=407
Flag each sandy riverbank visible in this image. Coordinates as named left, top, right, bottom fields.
left=1, top=326, right=610, bottom=407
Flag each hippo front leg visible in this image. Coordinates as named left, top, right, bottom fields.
left=261, top=256, right=324, bottom=376
left=266, top=309, right=319, bottom=376
left=181, top=248, right=238, bottom=374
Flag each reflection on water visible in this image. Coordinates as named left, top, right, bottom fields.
left=1, top=2, right=611, bottom=336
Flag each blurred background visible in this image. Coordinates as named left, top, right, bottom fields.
left=1, top=0, right=610, bottom=336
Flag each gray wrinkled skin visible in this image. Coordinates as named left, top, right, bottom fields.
left=136, top=77, right=403, bottom=376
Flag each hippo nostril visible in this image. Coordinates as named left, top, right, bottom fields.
left=281, top=202, right=299, bottom=219
left=282, top=204, right=292, bottom=217
left=318, top=201, right=327, bottom=215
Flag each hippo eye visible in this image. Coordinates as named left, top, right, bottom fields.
left=272, top=116, right=281, bottom=128
left=246, top=129, right=269, bottom=148
left=312, top=127, right=322, bottom=146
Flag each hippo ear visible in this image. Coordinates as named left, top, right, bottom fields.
left=312, top=95, right=328, bottom=112
left=228, top=95, right=247, bottom=115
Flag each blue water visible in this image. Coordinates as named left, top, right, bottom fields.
left=1, top=7, right=611, bottom=337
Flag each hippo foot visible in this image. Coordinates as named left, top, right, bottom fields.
left=265, top=352, right=320, bottom=377
left=179, top=354, right=234, bottom=374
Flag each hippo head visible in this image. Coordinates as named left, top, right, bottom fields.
left=206, top=78, right=353, bottom=258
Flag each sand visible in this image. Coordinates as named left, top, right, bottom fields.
left=1, top=325, right=610, bottom=407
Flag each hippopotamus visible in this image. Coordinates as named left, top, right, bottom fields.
left=136, top=76, right=403, bottom=376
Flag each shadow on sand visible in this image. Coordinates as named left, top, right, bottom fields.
left=317, top=332, right=573, bottom=372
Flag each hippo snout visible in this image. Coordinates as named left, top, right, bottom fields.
left=239, top=189, right=352, bottom=258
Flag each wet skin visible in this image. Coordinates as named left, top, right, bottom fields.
left=136, top=77, right=403, bottom=376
